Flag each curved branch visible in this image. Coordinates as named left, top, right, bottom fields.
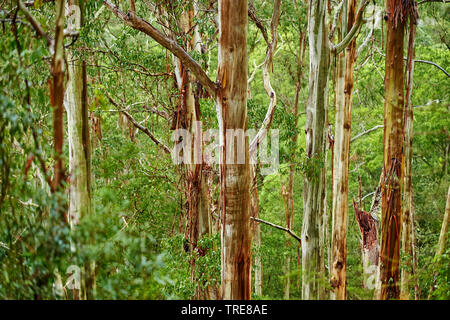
left=105, top=94, right=170, bottom=154
left=414, top=59, right=450, bottom=78
left=350, top=124, right=383, bottom=143
left=375, top=47, right=450, bottom=78
left=103, top=0, right=217, bottom=98
left=249, top=0, right=282, bottom=157
left=251, top=217, right=301, bottom=243
left=331, top=0, right=370, bottom=55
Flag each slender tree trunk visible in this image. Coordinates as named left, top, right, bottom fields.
left=51, top=0, right=65, bottom=193
left=378, top=0, right=407, bottom=300
left=217, top=0, right=251, bottom=300
left=66, top=2, right=91, bottom=226
left=400, top=16, right=417, bottom=300
left=330, top=0, right=358, bottom=300
left=283, top=30, right=306, bottom=300
left=251, top=165, right=262, bottom=297
left=65, top=0, right=96, bottom=300
left=172, top=5, right=212, bottom=299
left=436, top=186, right=450, bottom=260
left=428, top=186, right=450, bottom=298
left=302, top=0, right=330, bottom=300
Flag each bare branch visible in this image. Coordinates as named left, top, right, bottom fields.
left=248, top=1, right=269, bottom=45
left=375, top=47, right=450, bottom=78
left=142, top=105, right=170, bottom=120
left=350, top=124, right=383, bottom=143
left=105, top=93, right=171, bottom=154
left=418, top=0, right=448, bottom=4
left=103, top=0, right=217, bottom=98
left=17, top=0, right=53, bottom=48
left=249, top=0, right=282, bottom=157
left=251, top=217, right=301, bottom=243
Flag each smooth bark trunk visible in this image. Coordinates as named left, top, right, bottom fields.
left=330, top=0, right=358, bottom=300
left=400, top=17, right=417, bottom=300
left=302, top=0, right=330, bottom=300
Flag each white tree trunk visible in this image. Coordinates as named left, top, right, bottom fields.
left=301, top=0, right=330, bottom=300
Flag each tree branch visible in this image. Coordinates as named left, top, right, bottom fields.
left=103, top=0, right=217, bottom=98
left=248, top=1, right=270, bottom=45
left=375, top=47, right=450, bottom=78
left=17, top=0, right=53, bottom=48
left=330, top=0, right=370, bottom=55
left=105, top=93, right=171, bottom=154
left=350, top=124, right=383, bottom=143
left=249, top=0, right=282, bottom=157
left=418, top=0, right=448, bottom=5
left=251, top=217, right=301, bottom=243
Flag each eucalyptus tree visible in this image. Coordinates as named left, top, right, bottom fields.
left=302, top=0, right=368, bottom=299
left=103, top=0, right=252, bottom=299
left=65, top=0, right=92, bottom=227
left=378, top=0, right=412, bottom=300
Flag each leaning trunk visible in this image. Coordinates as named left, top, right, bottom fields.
left=301, top=0, right=330, bottom=300
left=217, top=0, right=251, bottom=300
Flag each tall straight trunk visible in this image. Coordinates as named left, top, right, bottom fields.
left=302, top=0, right=330, bottom=300
left=400, top=16, right=417, bottom=300
left=217, top=0, right=251, bottom=300
left=330, top=0, right=357, bottom=300
left=284, top=31, right=306, bottom=300
left=172, top=5, right=212, bottom=298
left=51, top=0, right=65, bottom=193
left=65, top=0, right=96, bottom=299
left=66, top=0, right=91, bottom=227
left=378, top=0, right=406, bottom=300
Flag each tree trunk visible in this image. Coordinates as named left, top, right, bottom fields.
left=217, top=0, right=251, bottom=300
left=66, top=51, right=91, bottom=226
left=283, top=30, right=306, bottom=300
left=251, top=165, right=262, bottom=297
left=378, top=0, right=407, bottom=300
left=436, top=186, right=450, bottom=260
left=302, top=0, right=330, bottom=300
left=330, top=0, right=358, bottom=300
left=172, top=5, right=212, bottom=298
left=65, top=0, right=96, bottom=299
left=353, top=175, right=382, bottom=291
left=400, top=16, right=417, bottom=300
left=51, top=0, right=65, bottom=193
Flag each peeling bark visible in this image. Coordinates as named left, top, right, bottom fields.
left=217, top=0, right=251, bottom=300
left=330, top=0, right=358, bottom=300
left=378, top=0, right=408, bottom=300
